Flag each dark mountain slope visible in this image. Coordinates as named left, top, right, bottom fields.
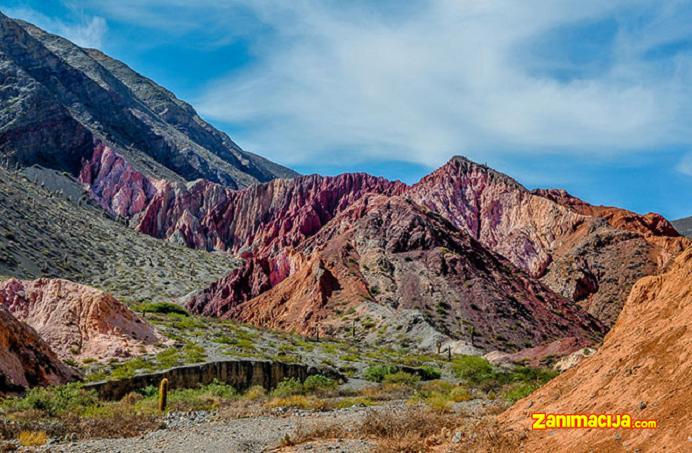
left=0, top=12, right=295, bottom=188
left=672, top=216, right=692, bottom=237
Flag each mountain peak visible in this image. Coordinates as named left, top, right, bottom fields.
left=0, top=13, right=296, bottom=188
left=418, top=155, right=526, bottom=192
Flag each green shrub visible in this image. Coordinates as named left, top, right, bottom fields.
left=382, top=371, right=420, bottom=386
left=203, top=379, right=238, bottom=399
left=161, top=381, right=237, bottom=411
left=451, top=356, right=495, bottom=384
left=501, top=382, right=538, bottom=403
left=271, top=378, right=304, bottom=397
left=340, top=353, right=359, bottom=362
left=138, top=385, right=159, bottom=398
left=505, top=366, right=558, bottom=385
left=363, top=365, right=398, bottom=382
left=418, top=366, right=442, bottom=380
left=136, top=302, right=189, bottom=316
left=303, top=375, right=337, bottom=394
left=3, top=384, right=99, bottom=417
left=182, top=342, right=207, bottom=363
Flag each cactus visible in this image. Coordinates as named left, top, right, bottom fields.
left=158, top=378, right=169, bottom=413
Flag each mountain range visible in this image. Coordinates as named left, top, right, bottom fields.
left=0, top=11, right=689, bottom=402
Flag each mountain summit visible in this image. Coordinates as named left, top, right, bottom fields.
left=0, top=12, right=295, bottom=188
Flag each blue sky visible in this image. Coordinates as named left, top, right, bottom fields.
left=2, top=0, right=692, bottom=219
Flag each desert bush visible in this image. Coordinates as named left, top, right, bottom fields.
left=271, top=378, right=304, bottom=398
left=303, top=375, right=337, bottom=394
left=382, top=371, right=420, bottom=386
left=500, top=382, right=538, bottom=403
left=363, top=365, right=398, bottom=382
left=2, top=384, right=99, bottom=417
left=451, top=356, right=495, bottom=384
left=419, top=380, right=455, bottom=394
left=161, top=381, right=237, bottom=411
left=135, top=302, right=189, bottom=316
left=417, top=366, right=442, bottom=380
left=449, top=386, right=472, bottom=402
left=421, top=393, right=453, bottom=412
left=359, top=407, right=458, bottom=452
left=243, top=385, right=266, bottom=401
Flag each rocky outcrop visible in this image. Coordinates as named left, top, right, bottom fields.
left=484, top=337, right=592, bottom=368
left=0, top=12, right=295, bottom=188
left=409, top=157, right=585, bottom=277
left=533, top=188, right=680, bottom=238
left=500, top=246, right=692, bottom=451
left=193, top=195, right=604, bottom=353
left=0, top=278, right=167, bottom=362
left=0, top=304, right=78, bottom=393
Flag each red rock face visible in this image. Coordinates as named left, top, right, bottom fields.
left=408, top=157, right=689, bottom=326
left=80, top=148, right=686, bottom=342
left=212, top=195, right=604, bottom=353
left=408, top=157, right=582, bottom=277
left=79, top=143, right=159, bottom=218
left=0, top=278, right=167, bottom=362
left=81, top=143, right=405, bottom=256
left=0, top=304, right=79, bottom=393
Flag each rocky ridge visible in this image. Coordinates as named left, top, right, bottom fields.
left=81, top=148, right=605, bottom=353
left=0, top=12, right=295, bottom=188
left=79, top=148, right=684, bottom=352
left=207, top=194, right=603, bottom=353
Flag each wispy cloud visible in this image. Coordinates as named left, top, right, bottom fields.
left=4, top=6, right=107, bottom=49
left=7, top=0, right=692, bottom=178
left=181, top=0, right=692, bottom=170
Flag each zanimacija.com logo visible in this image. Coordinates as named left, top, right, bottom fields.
left=532, top=413, right=657, bottom=430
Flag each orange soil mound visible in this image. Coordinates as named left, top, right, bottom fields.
left=499, top=246, right=692, bottom=451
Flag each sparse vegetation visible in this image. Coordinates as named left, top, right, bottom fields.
left=134, top=302, right=189, bottom=316
left=363, top=365, right=398, bottom=382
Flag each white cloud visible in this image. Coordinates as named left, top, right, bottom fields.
left=186, top=0, right=692, bottom=169
left=9, top=1, right=692, bottom=174
left=4, top=7, right=107, bottom=49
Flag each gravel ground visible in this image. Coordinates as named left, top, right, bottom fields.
left=38, top=406, right=380, bottom=453
left=18, top=399, right=492, bottom=452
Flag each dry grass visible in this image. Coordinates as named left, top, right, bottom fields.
left=435, top=416, right=524, bottom=452
left=18, top=431, right=47, bottom=447
left=284, top=405, right=460, bottom=452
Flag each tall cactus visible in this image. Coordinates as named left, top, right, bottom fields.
left=158, top=378, right=169, bottom=413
